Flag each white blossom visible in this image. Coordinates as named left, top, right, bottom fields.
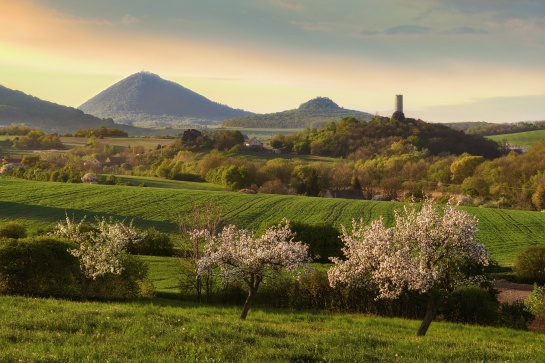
left=328, top=198, right=490, bottom=300
left=55, top=215, right=142, bottom=280
left=196, top=219, right=311, bottom=318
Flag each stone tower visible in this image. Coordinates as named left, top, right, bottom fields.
left=392, top=94, right=405, bottom=121
left=395, top=94, right=403, bottom=113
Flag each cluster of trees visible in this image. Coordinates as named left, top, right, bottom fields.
left=69, top=126, right=128, bottom=138
left=186, top=200, right=536, bottom=335
left=5, top=119, right=545, bottom=210
left=269, top=116, right=501, bottom=159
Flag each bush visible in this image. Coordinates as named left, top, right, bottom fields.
left=0, top=237, right=153, bottom=300
left=0, top=237, right=81, bottom=298
left=440, top=286, right=499, bottom=325
left=513, top=246, right=545, bottom=284
left=127, top=228, right=175, bottom=256
left=0, top=222, right=27, bottom=239
left=86, top=254, right=154, bottom=300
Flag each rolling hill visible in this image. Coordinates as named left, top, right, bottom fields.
left=79, top=72, right=253, bottom=127
left=222, top=97, right=374, bottom=128
left=0, top=85, right=118, bottom=134
left=1, top=177, right=543, bottom=265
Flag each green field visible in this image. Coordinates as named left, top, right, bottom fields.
left=113, top=175, right=226, bottom=191
left=0, top=295, right=543, bottom=362
left=60, top=136, right=178, bottom=151
left=487, top=130, right=545, bottom=147
left=1, top=177, right=544, bottom=265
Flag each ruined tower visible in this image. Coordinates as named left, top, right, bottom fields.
left=395, top=94, right=403, bottom=113
left=392, top=94, right=405, bottom=121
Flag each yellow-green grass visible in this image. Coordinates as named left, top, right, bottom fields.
left=112, top=175, right=226, bottom=191
left=487, top=130, right=545, bottom=148
left=1, top=177, right=544, bottom=266
left=0, top=295, right=543, bottom=362
left=59, top=136, right=177, bottom=150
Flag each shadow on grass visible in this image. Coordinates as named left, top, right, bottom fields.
left=0, top=201, right=177, bottom=233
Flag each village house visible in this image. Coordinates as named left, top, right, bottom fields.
left=83, top=158, right=102, bottom=169
left=245, top=137, right=263, bottom=150
left=105, top=156, right=127, bottom=167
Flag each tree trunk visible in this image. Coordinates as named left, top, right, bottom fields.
left=417, top=294, right=438, bottom=336
left=81, top=279, right=92, bottom=302
left=240, top=276, right=261, bottom=320
left=240, top=287, right=256, bottom=320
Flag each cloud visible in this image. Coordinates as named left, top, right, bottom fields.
left=361, top=25, right=431, bottom=37
left=445, top=26, right=487, bottom=34
left=386, top=25, right=431, bottom=35
left=121, top=14, right=140, bottom=25
left=268, top=0, right=304, bottom=11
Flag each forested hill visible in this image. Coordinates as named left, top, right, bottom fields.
left=275, top=116, right=502, bottom=159
left=0, top=85, right=117, bottom=134
left=79, top=72, right=253, bottom=127
left=222, top=97, right=373, bottom=128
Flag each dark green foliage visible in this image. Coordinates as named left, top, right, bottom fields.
left=0, top=221, right=27, bottom=239
left=0, top=236, right=152, bottom=300
left=86, top=255, right=154, bottom=300
left=513, top=246, right=545, bottom=283
left=440, top=286, right=500, bottom=325
left=0, top=237, right=81, bottom=298
left=289, top=222, right=342, bottom=263
left=127, top=227, right=175, bottom=256
left=72, top=126, right=128, bottom=138
left=497, top=301, right=534, bottom=330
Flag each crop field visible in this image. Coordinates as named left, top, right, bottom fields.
left=487, top=130, right=545, bottom=147
left=1, top=177, right=545, bottom=265
left=59, top=136, right=178, bottom=150
left=113, top=175, right=225, bottom=191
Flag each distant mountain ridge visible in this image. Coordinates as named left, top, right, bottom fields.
left=221, top=97, right=373, bottom=128
left=0, top=85, right=117, bottom=134
left=79, top=72, right=253, bottom=127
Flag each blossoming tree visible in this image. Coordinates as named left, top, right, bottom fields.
left=55, top=215, right=142, bottom=301
left=196, top=220, right=311, bottom=319
left=328, top=199, right=490, bottom=336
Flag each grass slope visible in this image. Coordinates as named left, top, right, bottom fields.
left=1, top=177, right=544, bottom=265
left=487, top=130, right=545, bottom=147
left=0, top=295, right=543, bottom=362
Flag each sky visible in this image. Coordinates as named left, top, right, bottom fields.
left=0, top=0, right=544, bottom=123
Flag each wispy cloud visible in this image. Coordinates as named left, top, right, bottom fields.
left=121, top=14, right=140, bottom=25
left=268, top=0, right=304, bottom=11
left=444, top=26, right=487, bottom=35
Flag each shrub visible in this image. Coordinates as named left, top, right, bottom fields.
left=0, top=222, right=27, bottom=239
left=86, top=254, right=154, bottom=300
left=440, top=286, right=499, bottom=325
left=127, top=228, right=175, bottom=256
left=0, top=237, right=81, bottom=298
left=0, top=236, right=153, bottom=300
left=513, top=246, right=545, bottom=284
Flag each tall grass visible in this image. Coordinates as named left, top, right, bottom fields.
left=0, top=295, right=543, bottom=362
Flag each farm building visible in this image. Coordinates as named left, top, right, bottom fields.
left=245, top=138, right=263, bottom=150
left=105, top=156, right=127, bottom=167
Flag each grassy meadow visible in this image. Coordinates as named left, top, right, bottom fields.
left=486, top=129, right=545, bottom=147
left=1, top=295, right=544, bottom=362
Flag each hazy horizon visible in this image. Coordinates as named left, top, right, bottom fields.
left=1, top=0, right=544, bottom=123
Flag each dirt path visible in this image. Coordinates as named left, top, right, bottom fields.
left=493, top=279, right=544, bottom=332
